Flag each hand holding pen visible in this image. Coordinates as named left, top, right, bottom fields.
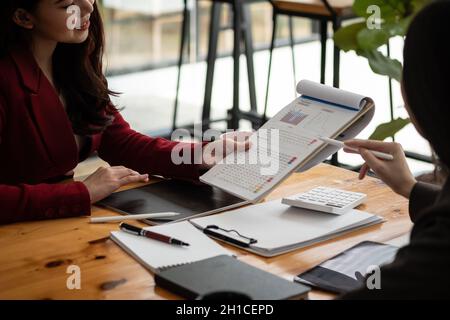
left=319, top=137, right=394, bottom=160
left=342, top=139, right=417, bottom=198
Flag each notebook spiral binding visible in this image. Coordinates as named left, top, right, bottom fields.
left=158, top=261, right=198, bottom=273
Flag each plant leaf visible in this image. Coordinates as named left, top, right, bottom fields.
left=356, top=27, right=390, bottom=50
left=333, top=21, right=366, bottom=52
left=384, top=19, right=410, bottom=37
left=369, top=118, right=411, bottom=140
left=363, top=49, right=403, bottom=82
left=412, top=0, right=432, bottom=13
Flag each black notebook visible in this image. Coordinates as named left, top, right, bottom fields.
left=155, top=255, right=310, bottom=300
left=97, top=179, right=248, bottom=224
left=294, top=241, right=399, bottom=294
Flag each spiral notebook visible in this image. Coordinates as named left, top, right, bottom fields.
left=155, top=255, right=310, bottom=300
left=200, top=80, right=375, bottom=202
left=110, top=221, right=232, bottom=273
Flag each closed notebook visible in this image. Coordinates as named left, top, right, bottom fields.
left=155, top=255, right=310, bottom=300
left=110, top=221, right=232, bottom=273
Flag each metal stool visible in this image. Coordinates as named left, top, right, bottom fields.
left=173, top=0, right=262, bottom=134
left=263, top=0, right=355, bottom=120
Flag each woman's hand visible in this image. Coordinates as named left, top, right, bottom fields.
left=200, top=135, right=252, bottom=171
left=344, top=139, right=417, bottom=198
left=83, top=166, right=149, bottom=203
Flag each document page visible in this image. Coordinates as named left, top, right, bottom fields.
left=200, top=80, right=373, bottom=202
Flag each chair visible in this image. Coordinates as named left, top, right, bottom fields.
left=263, top=0, right=355, bottom=121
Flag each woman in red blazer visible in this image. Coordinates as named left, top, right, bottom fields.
left=0, top=0, right=246, bottom=224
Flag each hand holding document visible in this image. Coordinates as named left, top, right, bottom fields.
left=200, top=80, right=376, bottom=202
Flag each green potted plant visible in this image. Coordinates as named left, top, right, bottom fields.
left=333, top=0, right=431, bottom=140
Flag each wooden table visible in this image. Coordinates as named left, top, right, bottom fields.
left=0, top=164, right=412, bottom=299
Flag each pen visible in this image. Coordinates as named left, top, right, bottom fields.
left=119, top=223, right=190, bottom=246
left=90, top=212, right=180, bottom=223
left=319, top=136, right=394, bottom=161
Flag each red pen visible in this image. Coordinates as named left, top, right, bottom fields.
left=119, top=223, right=190, bottom=246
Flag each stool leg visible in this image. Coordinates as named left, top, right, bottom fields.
left=332, top=18, right=341, bottom=88
left=229, top=0, right=243, bottom=130
left=263, top=11, right=278, bottom=122
left=319, top=19, right=327, bottom=85
left=172, top=0, right=190, bottom=131
left=288, top=16, right=297, bottom=95
left=202, top=2, right=222, bottom=129
left=387, top=40, right=395, bottom=141
left=242, top=2, right=258, bottom=115
left=331, top=17, right=342, bottom=166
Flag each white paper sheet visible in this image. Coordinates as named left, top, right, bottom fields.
left=191, top=200, right=382, bottom=255
left=111, top=221, right=231, bottom=272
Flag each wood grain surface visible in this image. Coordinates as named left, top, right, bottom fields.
left=0, top=164, right=411, bottom=300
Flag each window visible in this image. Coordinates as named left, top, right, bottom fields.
left=101, top=0, right=314, bottom=75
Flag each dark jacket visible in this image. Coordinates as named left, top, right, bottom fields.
left=341, top=180, right=450, bottom=299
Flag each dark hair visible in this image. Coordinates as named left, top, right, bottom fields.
left=0, top=0, right=117, bottom=135
left=403, top=0, right=450, bottom=167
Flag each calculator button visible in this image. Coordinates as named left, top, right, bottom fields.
left=326, top=203, right=343, bottom=208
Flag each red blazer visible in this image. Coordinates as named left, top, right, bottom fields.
left=0, top=47, right=203, bottom=225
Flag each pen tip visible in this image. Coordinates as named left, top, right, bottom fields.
left=182, top=242, right=190, bottom=246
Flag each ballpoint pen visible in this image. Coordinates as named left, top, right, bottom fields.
left=119, top=223, right=190, bottom=246
left=319, top=136, right=394, bottom=161
left=90, top=212, right=180, bottom=223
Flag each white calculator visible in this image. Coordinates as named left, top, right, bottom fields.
left=281, top=187, right=367, bottom=215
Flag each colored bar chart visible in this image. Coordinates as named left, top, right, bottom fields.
left=281, top=110, right=308, bottom=125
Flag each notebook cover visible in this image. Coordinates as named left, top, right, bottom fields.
left=97, top=179, right=247, bottom=223
left=154, top=255, right=310, bottom=300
